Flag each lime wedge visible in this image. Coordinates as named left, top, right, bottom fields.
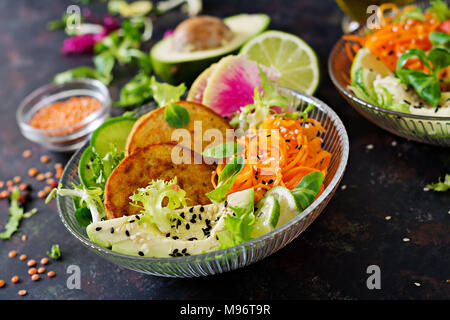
left=350, top=48, right=391, bottom=82
left=240, top=30, right=320, bottom=95
left=251, top=195, right=280, bottom=238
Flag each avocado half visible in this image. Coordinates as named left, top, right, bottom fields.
left=151, top=13, right=270, bottom=85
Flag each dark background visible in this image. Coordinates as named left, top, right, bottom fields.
left=0, top=0, right=448, bottom=300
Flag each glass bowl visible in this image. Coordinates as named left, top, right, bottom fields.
left=17, top=79, right=111, bottom=152
left=56, top=87, right=349, bottom=277
left=328, top=26, right=450, bottom=147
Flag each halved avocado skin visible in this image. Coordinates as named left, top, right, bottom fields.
left=151, top=14, right=270, bottom=85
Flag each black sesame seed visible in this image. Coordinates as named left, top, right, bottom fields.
left=138, top=251, right=144, bottom=256
left=176, top=253, right=183, bottom=257
left=200, top=206, right=205, bottom=212
left=186, top=223, right=190, bottom=230
left=95, top=227, right=102, bottom=231
left=184, top=253, right=190, bottom=256
left=268, top=179, right=274, bottom=184
left=129, top=219, right=135, bottom=223
left=125, top=230, right=130, bottom=237
left=266, top=134, right=271, bottom=137
left=85, top=165, right=90, bottom=169
left=180, top=212, right=185, bottom=219
left=224, top=200, right=228, bottom=207
left=388, top=50, right=394, bottom=55
left=257, top=155, right=261, bottom=160
left=188, top=237, right=197, bottom=241
left=192, top=214, right=197, bottom=219
left=189, top=207, right=194, bottom=213
left=173, top=249, right=179, bottom=254
left=172, top=236, right=179, bottom=240
left=110, top=227, right=114, bottom=234
left=190, top=218, right=196, bottom=224
left=181, top=248, right=187, bottom=253
left=285, top=139, right=290, bottom=142
left=166, top=233, right=171, bottom=237
left=205, top=219, right=211, bottom=226
left=198, top=214, right=202, bottom=221
left=403, top=99, right=411, bottom=105
left=135, top=215, right=140, bottom=220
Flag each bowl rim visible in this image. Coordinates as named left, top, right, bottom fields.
left=56, top=87, right=350, bottom=264
left=328, top=28, right=450, bottom=122
left=16, top=79, right=111, bottom=137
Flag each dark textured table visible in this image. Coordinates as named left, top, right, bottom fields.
left=0, top=0, right=449, bottom=300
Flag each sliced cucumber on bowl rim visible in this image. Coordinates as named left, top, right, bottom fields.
left=251, top=194, right=280, bottom=238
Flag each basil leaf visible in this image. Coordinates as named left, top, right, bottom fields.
left=202, top=142, right=242, bottom=159
left=164, top=103, right=190, bottom=128
left=396, top=49, right=433, bottom=82
left=206, top=156, right=245, bottom=202
left=429, top=32, right=450, bottom=48
left=291, top=172, right=323, bottom=211
left=74, top=207, right=92, bottom=228
left=406, top=70, right=441, bottom=107
left=427, top=47, right=450, bottom=76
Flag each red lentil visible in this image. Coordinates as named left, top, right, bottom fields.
left=37, top=267, right=46, bottom=274
left=6, top=180, right=13, bottom=187
left=0, top=181, right=4, bottom=188
left=27, top=259, right=36, bottom=267
left=28, top=168, right=38, bottom=177
left=36, top=173, right=45, bottom=181
left=18, top=290, right=27, bottom=296
left=11, top=276, right=19, bottom=283
left=40, top=257, right=49, bottom=265
left=37, top=191, right=47, bottom=199
left=8, top=250, right=17, bottom=258
left=13, top=176, right=22, bottom=184
left=54, top=163, right=63, bottom=170
left=47, top=271, right=55, bottom=278
left=29, top=96, right=101, bottom=132
left=31, top=274, right=40, bottom=281
left=21, top=234, right=27, bottom=241
left=44, top=172, right=53, bottom=179
left=22, top=150, right=32, bottom=158
left=19, top=183, right=28, bottom=191
left=44, top=186, right=52, bottom=193
left=0, top=280, right=5, bottom=288
left=28, top=268, right=37, bottom=276
left=19, top=254, right=27, bottom=261
left=0, top=190, right=10, bottom=199
left=40, top=155, right=51, bottom=163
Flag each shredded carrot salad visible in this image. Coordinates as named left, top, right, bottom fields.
left=212, top=116, right=332, bottom=202
left=343, top=4, right=443, bottom=73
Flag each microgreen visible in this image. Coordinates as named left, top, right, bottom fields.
left=218, top=204, right=255, bottom=249
left=206, top=156, right=245, bottom=202
left=0, top=188, right=24, bottom=240
left=47, top=244, right=61, bottom=260
left=150, top=76, right=187, bottom=107
left=290, top=171, right=323, bottom=211
left=426, top=174, right=450, bottom=192
left=202, top=142, right=243, bottom=159
left=164, top=103, right=190, bottom=128
left=427, top=0, right=450, bottom=21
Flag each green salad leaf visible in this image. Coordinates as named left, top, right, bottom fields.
left=427, top=0, right=450, bottom=21
left=202, top=142, right=243, bottom=159
left=53, top=66, right=109, bottom=85
left=291, top=172, right=324, bottom=211
left=0, top=188, right=24, bottom=240
left=129, top=178, right=187, bottom=233
left=430, top=32, right=450, bottom=48
left=206, top=156, right=245, bottom=202
left=164, top=103, right=190, bottom=128
left=396, top=47, right=450, bottom=107
left=402, top=7, right=426, bottom=21
left=426, top=174, right=450, bottom=192
left=47, top=244, right=61, bottom=260
left=150, top=76, right=187, bottom=107
left=74, top=207, right=92, bottom=228
left=116, top=72, right=153, bottom=107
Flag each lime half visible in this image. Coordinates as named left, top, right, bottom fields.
left=240, top=30, right=320, bottom=95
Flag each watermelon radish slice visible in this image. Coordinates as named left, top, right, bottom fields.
left=187, top=62, right=217, bottom=103
left=201, top=55, right=262, bottom=116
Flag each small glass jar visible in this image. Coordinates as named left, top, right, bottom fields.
left=17, top=79, right=111, bottom=152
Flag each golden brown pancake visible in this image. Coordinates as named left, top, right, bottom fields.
left=104, top=143, right=215, bottom=219
left=125, top=101, right=232, bottom=156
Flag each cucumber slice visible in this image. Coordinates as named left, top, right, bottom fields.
left=350, top=48, right=391, bottom=82
left=90, top=116, right=137, bottom=157
left=78, top=146, right=99, bottom=188
left=251, top=195, right=280, bottom=238
left=263, top=186, right=299, bottom=227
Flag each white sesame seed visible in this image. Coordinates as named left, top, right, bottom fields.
left=423, top=187, right=430, bottom=192
left=366, top=144, right=374, bottom=150
left=385, top=216, right=391, bottom=220
left=414, top=282, right=421, bottom=287
left=341, top=185, right=347, bottom=190
left=403, top=237, right=410, bottom=242
left=391, top=141, right=397, bottom=147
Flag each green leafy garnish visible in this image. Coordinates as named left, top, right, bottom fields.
left=426, top=174, right=450, bottom=192
left=396, top=47, right=450, bottom=106
left=46, top=184, right=106, bottom=223
left=230, top=67, right=288, bottom=132
left=430, top=32, right=450, bottom=48
left=218, top=202, right=255, bottom=249
left=90, top=145, right=124, bottom=188
left=116, top=72, right=153, bottom=106
left=129, top=178, right=187, bottom=233
left=427, top=0, right=450, bottom=21
left=150, top=76, right=187, bottom=107
left=206, top=156, right=245, bottom=202
left=402, top=7, right=426, bottom=21
left=74, top=207, right=92, bottom=228
left=291, top=172, right=323, bottom=211
left=47, top=244, right=61, bottom=260
left=53, top=66, right=110, bottom=85
left=0, top=188, right=24, bottom=240
left=202, top=142, right=243, bottom=159
left=164, top=103, right=190, bottom=128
